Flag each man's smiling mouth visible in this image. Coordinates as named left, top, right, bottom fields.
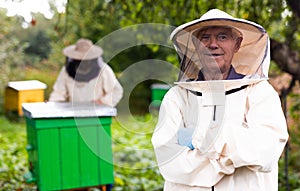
left=205, top=53, right=224, bottom=56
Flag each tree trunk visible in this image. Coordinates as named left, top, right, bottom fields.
left=270, top=38, right=300, bottom=81
left=269, top=0, right=300, bottom=81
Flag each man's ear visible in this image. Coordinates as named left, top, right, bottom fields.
left=235, top=37, right=243, bottom=52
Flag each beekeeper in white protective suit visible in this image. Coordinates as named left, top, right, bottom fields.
left=49, top=38, right=123, bottom=107
left=151, top=9, right=289, bottom=191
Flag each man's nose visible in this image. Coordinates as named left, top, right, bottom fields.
left=208, top=37, right=219, bottom=49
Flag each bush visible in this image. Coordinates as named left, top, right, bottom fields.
left=112, top=114, right=164, bottom=190
left=0, top=116, right=36, bottom=190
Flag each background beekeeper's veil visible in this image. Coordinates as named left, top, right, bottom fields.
left=171, top=9, right=270, bottom=82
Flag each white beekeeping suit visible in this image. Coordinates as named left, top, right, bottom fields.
left=152, top=9, right=289, bottom=191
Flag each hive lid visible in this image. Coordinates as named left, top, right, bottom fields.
left=7, top=80, right=47, bottom=90
left=150, top=83, right=172, bottom=90
left=22, top=102, right=117, bottom=118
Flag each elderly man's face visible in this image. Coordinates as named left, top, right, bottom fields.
left=194, top=27, right=242, bottom=78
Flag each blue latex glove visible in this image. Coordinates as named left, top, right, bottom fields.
left=178, top=127, right=195, bottom=150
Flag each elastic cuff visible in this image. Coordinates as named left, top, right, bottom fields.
left=187, top=142, right=195, bottom=150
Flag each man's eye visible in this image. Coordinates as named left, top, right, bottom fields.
left=217, top=34, right=228, bottom=41
left=200, top=35, right=210, bottom=41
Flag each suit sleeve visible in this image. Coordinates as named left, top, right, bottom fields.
left=97, top=64, right=123, bottom=107
left=49, top=67, right=69, bottom=102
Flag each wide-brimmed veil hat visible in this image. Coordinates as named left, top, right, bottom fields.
left=171, top=9, right=270, bottom=81
left=63, top=38, right=103, bottom=60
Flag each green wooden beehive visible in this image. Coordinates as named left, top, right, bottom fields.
left=150, top=83, right=171, bottom=107
left=22, top=102, right=116, bottom=191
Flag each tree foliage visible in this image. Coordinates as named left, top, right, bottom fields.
left=0, top=9, right=28, bottom=112
left=24, top=30, right=51, bottom=59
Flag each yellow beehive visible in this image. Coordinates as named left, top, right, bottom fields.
left=5, top=80, right=47, bottom=116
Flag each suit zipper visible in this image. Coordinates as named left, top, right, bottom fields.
left=213, top=105, right=216, bottom=121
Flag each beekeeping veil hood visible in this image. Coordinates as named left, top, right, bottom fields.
left=171, top=9, right=270, bottom=92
